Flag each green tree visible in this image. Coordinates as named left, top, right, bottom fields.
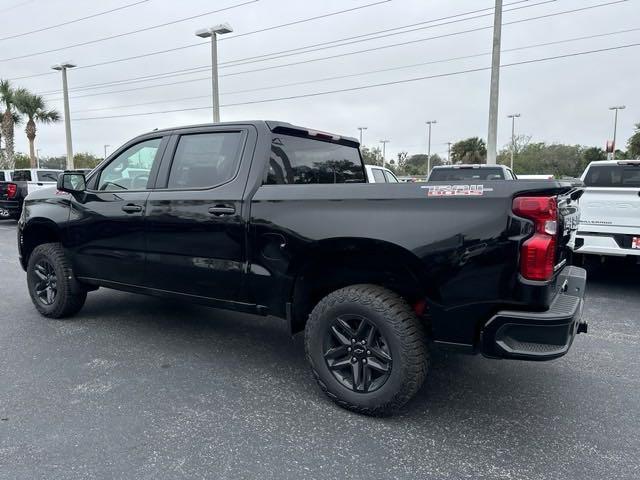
left=361, top=146, right=383, bottom=166
left=451, top=137, right=486, bottom=164
left=14, top=91, right=60, bottom=168
left=73, top=152, right=102, bottom=169
left=13, top=152, right=30, bottom=169
left=627, top=123, right=640, bottom=158
left=582, top=147, right=606, bottom=163
left=0, top=80, right=24, bottom=169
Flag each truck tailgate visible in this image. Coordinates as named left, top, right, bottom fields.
left=579, top=187, right=640, bottom=229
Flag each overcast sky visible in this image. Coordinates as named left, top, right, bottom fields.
left=2, top=0, right=638, bottom=161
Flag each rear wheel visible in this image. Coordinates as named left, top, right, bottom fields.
left=305, top=284, right=428, bottom=415
left=27, top=243, right=87, bottom=318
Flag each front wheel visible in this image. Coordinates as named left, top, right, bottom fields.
left=27, top=243, right=87, bottom=318
left=305, top=284, right=428, bottom=415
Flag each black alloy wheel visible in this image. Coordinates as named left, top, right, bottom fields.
left=323, top=314, right=393, bottom=393
left=32, top=259, right=58, bottom=306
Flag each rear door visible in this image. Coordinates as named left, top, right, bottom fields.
left=67, top=136, right=168, bottom=285
left=144, top=126, right=254, bottom=302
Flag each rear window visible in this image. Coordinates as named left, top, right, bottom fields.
left=584, top=165, right=640, bottom=187
left=371, top=169, right=386, bottom=183
left=267, top=134, right=365, bottom=185
left=429, top=168, right=505, bottom=181
left=12, top=170, right=31, bottom=181
left=37, top=170, right=61, bottom=182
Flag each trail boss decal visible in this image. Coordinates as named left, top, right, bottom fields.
left=421, top=185, right=490, bottom=197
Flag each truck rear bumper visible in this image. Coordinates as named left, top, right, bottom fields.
left=480, top=266, right=587, bottom=361
left=0, top=201, right=20, bottom=217
left=575, top=232, right=640, bottom=257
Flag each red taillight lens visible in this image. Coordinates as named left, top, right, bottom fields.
left=513, top=196, right=558, bottom=281
left=6, top=183, right=17, bottom=199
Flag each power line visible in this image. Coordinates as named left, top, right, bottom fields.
left=0, top=0, right=151, bottom=42
left=0, top=0, right=34, bottom=14
left=36, top=0, right=542, bottom=93
left=71, top=41, right=640, bottom=120
left=38, top=0, right=628, bottom=97
left=66, top=26, right=640, bottom=112
left=6, top=0, right=391, bottom=77
left=0, top=0, right=260, bottom=63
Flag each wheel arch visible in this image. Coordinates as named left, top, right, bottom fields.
left=20, top=218, right=63, bottom=270
left=287, top=237, right=432, bottom=334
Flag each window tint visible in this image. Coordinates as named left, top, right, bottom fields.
left=12, top=170, right=31, bottom=181
left=384, top=170, right=398, bottom=183
left=98, top=138, right=161, bottom=191
left=37, top=170, right=61, bottom=182
left=584, top=165, right=640, bottom=187
left=372, top=169, right=386, bottom=183
left=267, top=135, right=365, bottom=185
left=429, top=168, right=505, bottom=181
left=0, top=172, right=4, bottom=181
left=168, top=132, right=243, bottom=189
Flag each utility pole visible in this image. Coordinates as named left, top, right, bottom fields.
left=486, top=0, right=503, bottom=165
left=196, top=23, right=233, bottom=123
left=51, top=62, right=76, bottom=170
left=36, top=149, right=41, bottom=169
left=380, top=140, right=390, bottom=168
left=357, top=127, right=368, bottom=146
left=447, top=142, right=453, bottom=164
left=609, top=106, right=626, bottom=160
left=425, top=120, right=437, bottom=174
left=104, top=144, right=110, bottom=160
left=507, top=113, right=521, bottom=170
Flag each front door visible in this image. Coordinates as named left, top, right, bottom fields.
left=67, top=136, right=167, bottom=285
left=144, top=129, right=248, bottom=301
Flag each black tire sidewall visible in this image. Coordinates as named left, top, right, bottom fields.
left=27, top=246, right=68, bottom=316
left=307, top=298, right=410, bottom=411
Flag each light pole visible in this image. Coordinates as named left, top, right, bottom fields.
left=104, top=144, right=111, bottom=159
left=36, top=149, right=41, bottom=168
left=380, top=140, right=390, bottom=168
left=357, top=127, right=368, bottom=147
left=447, top=142, right=452, bottom=164
left=425, top=120, right=437, bottom=174
left=196, top=23, right=233, bottom=123
left=507, top=113, right=521, bottom=170
left=609, top=106, right=626, bottom=159
left=51, top=61, right=76, bottom=170
left=486, top=0, right=503, bottom=165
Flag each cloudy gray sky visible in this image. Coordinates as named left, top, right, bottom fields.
left=2, top=0, right=638, bottom=161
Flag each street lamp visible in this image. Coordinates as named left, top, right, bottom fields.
left=36, top=148, right=41, bottom=168
left=104, top=144, right=111, bottom=160
left=609, top=106, right=626, bottom=160
left=380, top=140, right=390, bottom=168
left=507, top=113, right=521, bottom=170
left=425, top=120, right=437, bottom=174
left=357, top=127, right=368, bottom=147
left=51, top=61, right=76, bottom=170
left=196, top=23, right=233, bottom=123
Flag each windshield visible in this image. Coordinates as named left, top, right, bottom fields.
left=429, top=167, right=504, bottom=181
left=584, top=165, right=640, bottom=187
left=37, top=170, right=61, bottom=182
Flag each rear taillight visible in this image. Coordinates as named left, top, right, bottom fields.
left=6, top=183, right=17, bottom=199
left=513, top=196, right=558, bottom=281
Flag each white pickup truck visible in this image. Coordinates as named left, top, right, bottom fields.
left=575, top=160, right=640, bottom=259
left=0, top=168, right=62, bottom=219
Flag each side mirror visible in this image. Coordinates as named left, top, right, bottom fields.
left=57, top=172, right=86, bottom=193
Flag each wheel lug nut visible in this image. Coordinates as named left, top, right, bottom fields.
left=367, top=350, right=371, bottom=355
left=351, top=357, right=357, bottom=363
left=347, top=347, right=351, bottom=352
left=362, top=340, right=366, bottom=345
left=363, top=359, right=367, bottom=364
left=351, top=339, right=356, bottom=344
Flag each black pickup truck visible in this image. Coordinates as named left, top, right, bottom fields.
left=17, top=121, right=587, bottom=414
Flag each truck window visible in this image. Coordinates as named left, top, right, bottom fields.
left=97, top=138, right=162, bottom=191
left=384, top=170, right=399, bottom=183
left=267, top=135, right=365, bottom=185
left=12, top=170, right=32, bottom=182
left=429, top=168, right=505, bottom=181
left=37, top=170, right=60, bottom=182
left=0, top=172, right=4, bottom=181
left=168, top=132, right=243, bottom=189
left=584, top=165, right=640, bottom=187
left=372, top=169, right=386, bottom=183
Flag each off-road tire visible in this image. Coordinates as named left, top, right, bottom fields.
left=27, top=242, right=87, bottom=318
left=305, top=284, right=428, bottom=415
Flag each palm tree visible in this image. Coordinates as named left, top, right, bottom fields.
left=14, top=91, right=60, bottom=168
left=0, top=79, right=23, bottom=169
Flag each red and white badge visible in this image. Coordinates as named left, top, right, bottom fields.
left=632, top=237, right=640, bottom=249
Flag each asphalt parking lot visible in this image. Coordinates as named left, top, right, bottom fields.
left=0, top=219, right=638, bottom=480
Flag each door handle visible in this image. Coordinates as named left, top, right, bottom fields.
left=208, top=204, right=236, bottom=216
left=122, top=204, right=143, bottom=213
